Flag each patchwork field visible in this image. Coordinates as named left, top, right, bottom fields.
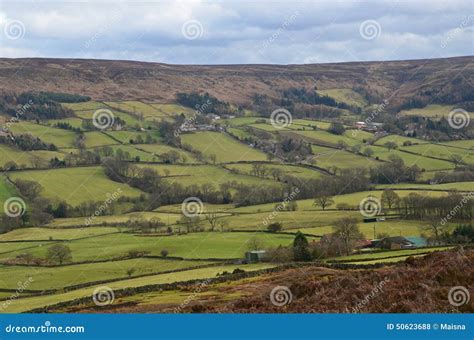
left=181, top=132, right=268, bottom=163
left=9, top=166, right=143, bottom=206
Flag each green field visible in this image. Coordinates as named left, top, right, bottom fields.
left=2, top=263, right=274, bottom=313
left=9, top=166, right=143, bottom=206
left=370, top=145, right=455, bottom=171
left=317, top=88, right=368, bottom=108
left=0, top=227, right=120, bottom=242
left=311, top=145, right=379, bottom=170
left=293, top=130, right=360, bottom=147
left=398, top=104, right=474, bottom=119
left=224, top=163, right=326, bottom=180
left=0, top=258, right=214, bottom=291
left=9, top=121, right=77, bottom=148
left=134, top=144, right=200, bottom=163
left=181, top=132, right=268, bottom=163
left=0, top=232, right=303, bottom=262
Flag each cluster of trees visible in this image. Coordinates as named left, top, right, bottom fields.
left=176, top=92, right=234, bottom=115
left=370, top=155, right=421, bottom=183
left=0, top=92, right=75, bottom=120
left=0, top=134, right=57, bottom=151
left=0, top=180, right=54, bottom=233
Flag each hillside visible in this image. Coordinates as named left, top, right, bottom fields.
left=0, top=56, right=472, bottom=110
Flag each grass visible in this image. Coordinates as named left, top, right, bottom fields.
left=9, top=166, right=143, bottom=206
left=49, top=211, right=183, bottom=228
left=9, top=121, right=77, bottom=148
left=317, top=88, right=368, bottom=108
left=139, top=164, right=281, bottom=188
left=134, top=144, right=200, bottom=163
left=0, top=232, right=301, bottom=262
left=369, top=145, right=455, bottom=171
left=224, top=163, right=326, bottom=180
left=0, top=258, right=214, bottom=291
left=398, top=104, right=474, bottom=119
left=0, top=145, right=65, bottom=169
left=375, top=181, right=474, bottom=192
left=103, top=131, right=153, bottom=144
left=2, top=263, right=274, bottom=313
left=440, top=140, right=473, bottom=150
left=400, top=143, right=473, bottom=165
left=293, top=130, right=360, bottom=147
left=83, top=132, right=120, bottom=148
left=311, top=145, right=380, bottom=170
left=0, top=177, right=17, bottom=212
left=149, top=103, right=194, bottom=117
left=329, top=246, right=452, bottom=263
left=181, top=132, right=268, bottom=163
left=0, top=227, right=121, bottom=241
left=375, top=135, right=428, bottom=147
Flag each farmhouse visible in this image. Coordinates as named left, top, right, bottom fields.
left=376, top=236, right=416, bottom=250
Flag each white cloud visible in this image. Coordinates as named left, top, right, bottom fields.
left=0, top=0, right=472, bottom=64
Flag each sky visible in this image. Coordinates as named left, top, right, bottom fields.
left=0, top=0, right=473, bottom=64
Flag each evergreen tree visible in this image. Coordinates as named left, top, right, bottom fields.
left=293, top=231, right=312, bottom=261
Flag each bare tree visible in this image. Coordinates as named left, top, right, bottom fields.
left=314, top=195, right=335, bottom=210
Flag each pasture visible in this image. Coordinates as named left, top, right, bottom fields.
left=181, top=132, right=268, bottom=163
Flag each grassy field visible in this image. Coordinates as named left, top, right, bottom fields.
left=293, top=130, right=360, bottom=147
left=0, top=232, right=303, bottom=262
left=311, top=145, right=380, bottom=170
left=329, top=247, right=452, bottom=263
left=0, top=145, right=64, bottom=169
left=0, top=258, right=214, bottom=291
left=440, top=140, right=473, bottom=150
left=375, top=181, right=474, bottom=191
left=0, top=227, right=120, bottom=241
left=2, top=263, right=274, bottom=313
left=398, top=104, right=474, bottom=119
left=181, top=132, right=268, bottom=163
left=224, top=163, right=326, bottom=180
left=9, top=166, right=143, bottom=206
left=400, top=143, right=473, bottom=164
left=83, top=132, right=120, bottom=148
left=369, top=145, right=455, bottom=171
left=134, top=144, right=200, bottom=163
left=9, top=121, right=77, bottom=148
left=317, top=88, right=368, bottom=108
left=49, top=211, right=183, bottom=228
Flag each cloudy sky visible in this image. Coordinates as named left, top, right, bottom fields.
left=0, top=0, right=472, bottom=64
